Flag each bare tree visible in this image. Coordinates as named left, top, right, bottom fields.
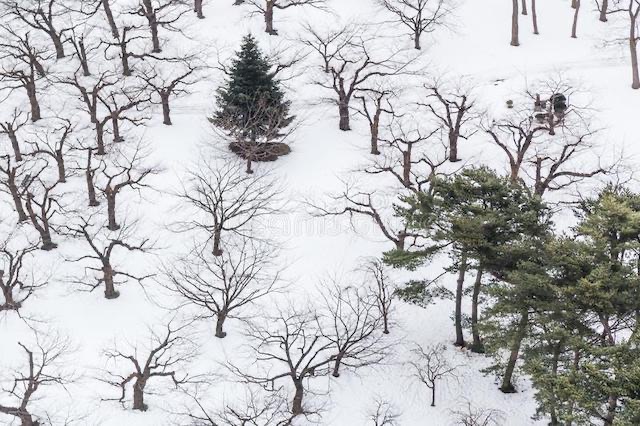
left=100, top=25, right=150, bottom=77
left=174, top=160, right=281, bottom=256
left=0, top=108, right=30, bottom=162
left=62, top=215, right=152, bottom=299
left=317, top=281, right=387, bottom=378
left=362, top=258, right=395, bottom=335
left=3, top=0, right=75, bottom=59
left=308, top=25, right=417, bottom=131
left=300, top=23, right=357, bottom=74
left=66, top=25, right=101, bottom=77
left=309, top=181, right=422, bottom=251
left=0, top=235, right=41, bottom=311
left=127, top=0, right=190, bottom=53
left=96, top=81, right=151, bottom=145
left=245, top=0, right=327, bottom=35
left=25, top=117, right=73, bottom=183
left=228, top=306, right=335, bottom=417
left=166, top=238, right=282, bottom=338
left=103, top=321, right=195, bottom=411
left=0, top=155, right=30, bottom=222
left=367, top=399, right=401, bottom=426
left=0, top=28, right=52, bottom=122
left=420, top=82, right=478, bottom=163
left=449, top=400, right=505, bottom=426
left=608, top=0, right=640, bottom=89
left=96, top=143, right=158, bottom=231
left=354, top=86, right=395, bottom=155
left=379, top=0, right=451, bottom=50
left=139, top=57, right=201, bottom=125
left=511, top=0, right=520, bottom=46
left=408, top=343, right=458, bottom=407
left=0, top=333, right=71, bottom=426
left=23, top=173, right=61, bottom=251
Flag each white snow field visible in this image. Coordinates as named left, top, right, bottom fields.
left=0, top=0, right=638, bottom=425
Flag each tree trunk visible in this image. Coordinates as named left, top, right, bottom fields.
left=103, top=0, right=120, bottom=38
left=7, top=130, right=22, bottom=162
left=292, top=379, right=304, bottom=416
left=449, top=132, right=459, bottom=162
left=630, top=18, right=640, bottom=89
left=96, top=122, right=106, bottom=155
left=454, top=253, right=468, bottom=347
left=511, top=0, right=520, bottom=46
left=8, top=177, right=28, bottom=222
left=571, top=0, right=580, bottom=38
left=26, top=82, right=41, bottom=122
left=521, top=0, right=527, bottom=15
left=332, top=352, right=344, bottom=377
left=431, top=383, right=436, bottom=407
left=383, top=313, right=390, bottom=334
left=531, top=0, right=539, bottom=34
left=600, top=0, right=608, bottom=22
left=338, top=99, right=350, bottom=131
left=103, top=263, right=120, bottom=299
left=79, top=40, right=91, bottom=76
left=414, top=30, right=421, bottom=49
left=132, top=379, right=147, bottom=411
left=212, top=227, right=223, bottom=256
left=0, top=285, right=21, bottom=311
left=112, top=116, right=123, bottom=142
left=470, top=267, right=484, bottom=353
left=604, top=394, right=617, bottom=425
left=194, top=0, right=205, bottom=18
left=121, top=49, right=131, bottom=77
left=106, top=190, right=120, bottom=230
left=370, top=112, right=380, bottom=155
left=402, top=150, right=411, bottom=187
left=86, top=157, right=100, bottom=207
left=51, top=34, right=65, bottom=59
left=215, top=311, right=227, bottom=338
left=161, top=93, right=172, bottom=125
left=265, top=1, right=277, bottom=35
left=500, top=310, right=528, bottom=393
left=55, top=151, right=65, bottom=183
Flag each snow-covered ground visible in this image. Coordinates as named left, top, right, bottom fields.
left=1, top=0, right=639, bottom=425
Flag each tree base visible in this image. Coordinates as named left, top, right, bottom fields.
left=105, top=290, right=121, bottom=300
left=229, top=142, right=291, bottom=163
left=499, top=383, right=517, bottom=393
left=0, top=301, right=22, bottom=311
left=41, top=242, right=58, bottom=251
left=215, top=331, right=227, bottom=338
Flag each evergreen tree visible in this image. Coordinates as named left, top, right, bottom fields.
left=212, top=34, right=294, bottom=172
left=387, top=167, right=549, bottom=351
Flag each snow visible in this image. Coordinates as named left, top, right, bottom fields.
left=1, top=0, right=637, bottom=425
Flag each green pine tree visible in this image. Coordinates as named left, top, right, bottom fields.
left=212, top=35, right=294, bottom=171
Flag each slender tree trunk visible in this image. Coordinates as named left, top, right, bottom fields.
left=96, top=121, right=106, bottom=155
left=7, top=130, right=23, bottom=162
left=338, top=98, right=351, bottom=131
left=103, top=263, right=119, bottom=299
left=571, top=0, right=580, bottom=38
left=382, top=312, right=390, bottom=334
left=470, top=267, right=484, bottom=353
left=26, top=82, right=41, bottom=122
left=414, top=29, right=421, bottom=49
left=51, top=34, right=65, bottom=59
left=215, top=311, right=227, bottom=338
left=55, top=151, right=65, bottom=183
left=103, top=0, right=120, bottom=38
left=194, top=0, right=205, bottom=18
left=521, top=0, right=527, bottom=15
left=212, top=227, right=223, bottom=256
left=112, top=116, right=123, bottom=142
left=531, top=0, right=539, bottom=34
left=161, top=93, right=172, bottom=125
left=265, top=1, right=276, bottom=35
left=431, top=384, right=436, bottom=407
left=8, top=177, right=28, bottom=222
left=449, top=132, right=459, bottom=162
left=402, top=150, right=411, bottom=186
left=370, top=112, right=381, bottom=155
left=600, top=0, right=609, bottom=22
left=132, top=379, right=147, bottom=411
left=292, top=380, right=304, bottom=416
left=511, top=0, right=520, bottom=46
left=454, top=252, right=468, bottom=347
left=78, top=40, right=91, bottom=76
left=106, top=190, right=120, bottom=230
left=500, top=310, right=528, bottom=393
left=121, top=49, right=132, bottom=77
left=332, top=352, right=344, bottom=377
left=630, top=17, right=640, bottom=89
